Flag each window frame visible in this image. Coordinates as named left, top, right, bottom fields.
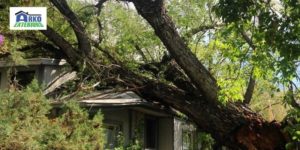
left=103, top=120, right=123, bottom=149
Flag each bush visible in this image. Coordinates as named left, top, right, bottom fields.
left=0, top=80, right=104, bottom=149
left=284, top=108, right=300, bottom=150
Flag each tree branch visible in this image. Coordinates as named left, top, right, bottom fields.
left=240, top=30, right=256, bottom=50
left=243, top=70, right=256, bottom=104
left=95, top=0, right=107, bottom=15
left=289, top=81, right=300, bottom=109
left=133, top=42, right=148, bottom=63
left=95, top=0, right=107, bottom=44
left=40, top=26, right=82, bottom=70
left=50, top=0, right=92, bottom=58
left=240, top=29, right=257, bottom=104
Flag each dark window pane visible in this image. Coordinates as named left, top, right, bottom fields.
left=11, top=71, right=35, bottom=88
left=145, top=118, right=157, bottom=149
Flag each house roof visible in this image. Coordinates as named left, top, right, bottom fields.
left=53, top=90, right=157, bottom=107
left=52, top=90, right=176, bottom=117
left=15, top=11, right=28, bottom=15
left=0, top=58, right=67, bottom=67
left=79, top=91, right=146, bottom=106
left=3, top=58, right=175, bottom=117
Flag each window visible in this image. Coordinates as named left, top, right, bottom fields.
left=103, top=122, right=122, bottom=149
left=145, top=117, right=158, bottom=150
left=182, top=130, right=193, bottom=150
left=10, top=71, right=35, bottom=89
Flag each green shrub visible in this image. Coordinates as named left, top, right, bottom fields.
left=0, top=80, right=104, bottom=150
left=284, top=108, right=300, bottom=150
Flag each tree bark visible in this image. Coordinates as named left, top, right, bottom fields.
left=244, top=74, right=256, bottom=104
left=40, top=26, right=82, bottom=70
left=114, top=64, right=286, bottom=149
left=132, top=0, right=219, bottom=103
left=240, top=30, right=256, bottom=104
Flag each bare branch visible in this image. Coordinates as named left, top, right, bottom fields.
left=240, top=29, right=257, bottom=104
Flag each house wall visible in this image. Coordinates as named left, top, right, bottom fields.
left=42, top=65, right=67, bottom=87
left=174, top=118, right=183, bottom=150
left=174, top=118, right=199, bottom=150
left=0, top=64, right=71, bottom=90
left=55, top=105, right=197, bottom=150
left=100, top=108, right=175, bottom=150
left=101, top=108, right=131, bottom=145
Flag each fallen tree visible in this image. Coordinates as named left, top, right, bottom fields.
left=39, top=0, right=289, bottom=149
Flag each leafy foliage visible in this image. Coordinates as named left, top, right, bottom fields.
left=0, top=80, right=104, bottom=149
left=214, top=0, right=300, bottom=80
left=113, top=131, right=143, bottom=150
left=99, top=1, right=164, bottom=63
left=284, top=108, right=300, bottom=149
left=250, top=79, right=287, bottom=121
left=197, top=132, right=215, bottom=150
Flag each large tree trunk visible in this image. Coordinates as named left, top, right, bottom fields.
left=130, top=0, right=286, bottom=149
left=43, top=0, right=287, bottom=149
left=143, top=61, right=286, bottom=149
left=132, top=0, right=219, bottom=103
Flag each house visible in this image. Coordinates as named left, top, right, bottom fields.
left=0, top=58, right=202, bottom=150
left=15, top=11, right=29, bottom=22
